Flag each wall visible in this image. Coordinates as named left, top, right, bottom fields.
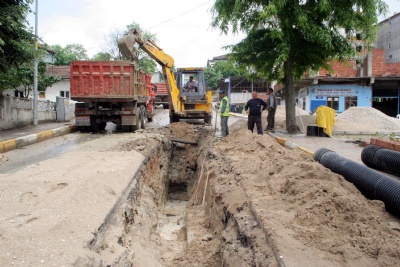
left=0, top=95, right=57, bottom=130
left=371, top=49, right=400, bottom=76
left=299, top=84, right=372, bottom=113
left=45, top=79, right=71, bottom=102
left=377, top=13, right=400, bottom=63
left=319, top=60, right=358, bottom=77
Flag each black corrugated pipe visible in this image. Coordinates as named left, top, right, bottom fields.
left=314, top=148, right=400, bottom=217
left=361, top=145, right=400, bottom=177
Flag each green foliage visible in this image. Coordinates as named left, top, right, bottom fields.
left=126, top=22, right=157, bottom=73
left=101, top=21, right=157, bottom=73
left=212, top=0, right=387, bottom=133
left=0, top=0, right=35, bottom=74
left=53, top=44, right=88, bottom=65
left=0, top=61, right=60, bottom=98
left=204, top=60, right=244, bottom=89
left=92, top=52, right=112, bottom=61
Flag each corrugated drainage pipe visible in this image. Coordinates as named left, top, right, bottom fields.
left=314, top=148, right=400, bottom=217
left=361, top=145, right=400, bottom=177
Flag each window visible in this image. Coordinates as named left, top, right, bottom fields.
left=14, top=91, right=23, bottom=97
left=356, top=33, right=361, bottom=40
left=388, top=43, right=391, bottom=50
left=345, top=96, right=358, bottom=110
left=60, top=91, right=70, bottom=98
left=327, top=97, right=339, bottom=110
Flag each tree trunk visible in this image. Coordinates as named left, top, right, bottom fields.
left=284, top=60, right=298, bottom=134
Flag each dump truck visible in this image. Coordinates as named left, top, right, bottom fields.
left=118, top=29, right=213, bottom=124
left=152, top=82, right=169, bottom=109
left=70, top=60, right=153, bottom=132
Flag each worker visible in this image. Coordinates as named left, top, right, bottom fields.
left=245, top=91, right=267, bottom=134
left=218, top=90, right=230, bottom=137
left=265, top=88, right=277, bottom=132
left=184, top=76, right=197, bottom=91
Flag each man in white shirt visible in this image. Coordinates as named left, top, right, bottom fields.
left=184, top=76, right=197, bottom=91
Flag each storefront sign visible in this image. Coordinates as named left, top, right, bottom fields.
left=315, top=88, right=353, bottom=97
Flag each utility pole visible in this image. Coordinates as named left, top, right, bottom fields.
left=33, top=0, right=38, bottom=126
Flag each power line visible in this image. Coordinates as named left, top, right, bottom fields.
left=146, top=0, right=210, bottom=30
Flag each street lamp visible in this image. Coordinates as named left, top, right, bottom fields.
left=33, top=0, right=38, bottom=126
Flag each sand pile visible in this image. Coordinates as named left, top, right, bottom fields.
left=208, top=128, right=400, bottom=266
left=271, top=106, right=400, bottom=133
left=337, top=107, right=400, bottom=131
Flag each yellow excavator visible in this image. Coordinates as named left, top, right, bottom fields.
left=118, top=29, right=213, bottom=124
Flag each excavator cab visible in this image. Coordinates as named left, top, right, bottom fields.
left=175, top=68, right=207, bottom=101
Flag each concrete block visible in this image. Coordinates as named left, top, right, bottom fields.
left=0, top=139, right=17, bottom=153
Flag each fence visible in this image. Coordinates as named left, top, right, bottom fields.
left=0, top=95, right=59, bottom=130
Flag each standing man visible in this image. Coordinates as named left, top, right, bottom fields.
left=218, top=90, right=230, bottom=137
left=265, top=88, right=277, bottom=132
left=245, top=91, right=267, bottom=134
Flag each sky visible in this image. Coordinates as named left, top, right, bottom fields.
left=26, top=0, right=246, bottom=68
left=27, top=0, right=400, bottom=68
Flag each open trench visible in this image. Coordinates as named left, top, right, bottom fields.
left=73, top=123, right=281, bottom=267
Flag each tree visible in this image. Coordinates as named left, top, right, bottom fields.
left=212, top=0, right=387, bottom=133
left=0, top=61, right=60, bottom=98
left=102, top=22, right=158, bottom=73
left=53, top=44, right=88, bottom=66
left=204, top=60, right=244, bottom=89
left=92, top=52, right=111, bottom=61
left=0, top=0, right=35, bottom=75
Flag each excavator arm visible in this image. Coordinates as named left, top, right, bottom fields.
left=118, top=29, right=181, bottom=115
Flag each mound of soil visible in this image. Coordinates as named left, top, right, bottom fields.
left=196, top=127, right=400, bottom=266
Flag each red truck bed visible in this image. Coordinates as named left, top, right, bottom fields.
left=70, top=60, right=149, bottom=102
left=153, top=83, right=169, bottom=106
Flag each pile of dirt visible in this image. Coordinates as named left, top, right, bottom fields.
left=270, top=106, right=400, bottom=133
left=337, top=107, right=400, bottom=131
left=203, top=127, right=400, bottom=266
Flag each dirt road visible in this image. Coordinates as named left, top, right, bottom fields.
left=1, top=108, right=400, bottom=266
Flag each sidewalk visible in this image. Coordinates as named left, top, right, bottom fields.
left=269, top=130, right=365, bottom=163
left=0, top=121, right=76, bottom=153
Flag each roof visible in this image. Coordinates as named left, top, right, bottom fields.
left=45, top=65, right=70, bottom=79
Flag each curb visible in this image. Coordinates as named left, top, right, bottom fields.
left=267, top=132, right=314, bottom=157
left=0, top=125, right=77, bottom=153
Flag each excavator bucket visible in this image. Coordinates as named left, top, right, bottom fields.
left=117, top=29, right=141, bottom=60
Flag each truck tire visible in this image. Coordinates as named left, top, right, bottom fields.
left=169, top=115, right=179, bottom=123
left=140, top=117, right=145, bottom=129
left=97, top=122, right=107, bottom=131
left=122, top=125, right=134, bottom=132
left=204, top=115, right=212, bottom=124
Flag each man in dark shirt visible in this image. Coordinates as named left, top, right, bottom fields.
left=245, top=91, right=267, bottom=134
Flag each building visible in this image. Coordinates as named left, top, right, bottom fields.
left=44, top=65, right=70, bottom=102
left=377, top=13, right=400, bottom=63
left=297, top=49, right=400, bottom=117
left=207, top=54, right=229, bottom=67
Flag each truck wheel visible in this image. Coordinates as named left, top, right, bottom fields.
left=169, top=115, right=179, bottom=123
left=204, top=115, right=212, bottom=124
left=78, top=126, right=90, bottom=132
left=122, top=125, right=134, bottom=132
left=132, top=108, right=139, bottom=131
left=97, top=122, right=107, bottom=131
left=140, top=117, right=145, bottom=129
